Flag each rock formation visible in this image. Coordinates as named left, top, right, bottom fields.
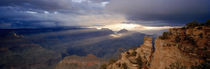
left=56, top=54, right=106, bottom=69
left=106, top=36, right=153, bottom=69
left=105, top=22, right=209, bottom=69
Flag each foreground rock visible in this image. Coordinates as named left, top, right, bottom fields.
left=106, top=36, right=153, bottom=69
left=105, top=22, right=210, bottom=69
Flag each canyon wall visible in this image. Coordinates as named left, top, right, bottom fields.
left=106, top=25, right=209, bottom=69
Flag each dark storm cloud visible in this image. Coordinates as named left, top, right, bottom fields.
left=90, top=0, right=109, bottom=3
left=0, top=0, right=72, bottom=10
left=0, top=5, right=122, bottom=28
left=0, top=0, right=110, bottom=28
left=106, top=0, right=210, bottom=23
left=2, top=0, right=209, bottom=28
left=0, top=6, right=72, bottom=28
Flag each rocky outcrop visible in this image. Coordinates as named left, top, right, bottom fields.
left=106, top=36, right=153, bottom=69
left=106, top=24, right=209, bottom=69
left=150, top=38, right=200, bottom=69
left=150, top=26, right=209, bottom=69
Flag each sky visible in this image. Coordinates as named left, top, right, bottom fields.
left=0, top=0, right=209, bottom=29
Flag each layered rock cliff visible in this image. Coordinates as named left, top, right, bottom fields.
left=106, top=36, right=153, bottom=69
left=105, top=22, right=209, bottom=69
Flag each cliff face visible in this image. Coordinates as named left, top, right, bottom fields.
left=106, top=25, right=209, bottom=69
left=150, top=38, right=199, bottom=69
left=150, top=26, right=209, bottom=69
left=106, top=36, right=153, bottom=69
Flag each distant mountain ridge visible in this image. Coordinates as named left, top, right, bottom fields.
left=0, top=26, right=149, bottom=69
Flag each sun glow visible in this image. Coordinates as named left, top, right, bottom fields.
left=88, top=23, right=142, bottom=31
left=109, top=34, right=123, bottom=38
left=87, top=23, right=175, bottom=31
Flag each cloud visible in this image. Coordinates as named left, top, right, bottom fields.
left=1, top=0, right=209, bottom=29
left=0, top=0, right=72, bottom=10
left=89, top=0, right=109, bottom=3
left=106, top=0, right=210, bottom=23
left=0, top=0, right=116, bottom=28
left=75, top=14, right=127, bottom=26
left=0, top=6, right=72, bottom=28
left=0, top=6, right=128, bottom=28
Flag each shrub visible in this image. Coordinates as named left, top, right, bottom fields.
left=186, top=21, right=199, bottom=28
left=196, top=26, right=203, bottom=30
left=130, top=51, right=137, bottom=56
left=205, top=19, right=210, bottom=26
left=159, top=32, right=170, bottom=39
left=108, top=59, right=117, bottom=65
left=100, top=64, right=107, bottom=69
left=184, top=35, right=196, bottom=44
left=191, top=61, right=210, bottom=69
left=184, top=19, right=210, bottom=28
left=136, top=56, right=143, bottom=69
left=199, top=33, right=203, bottom=38
left=166, top=62, right=186, bottom=69
left=175, top=36, right=181, bottom=43
left=122, top=63, right=128, bottom=69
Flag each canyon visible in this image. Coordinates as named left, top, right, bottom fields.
left=105, top=23, right=209, bottom=69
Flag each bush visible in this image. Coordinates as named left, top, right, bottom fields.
left=136, top=56, right=143, bottom=69
left=205, top=19, right=210, bottom=26
left=100, top=64, right=107, bottom=69
left=183, top=19, right=210, bottom=28
left=175, top=36, right=181, bottom=43
left=184, top=35, right=195, bottom=44
left=191, top=61, right=210, bottom=69
left=159, top=32, right=171, bottom=39
left=166, top=62, right=186, bottom=69
left=108, top=59, right=117, bottom=65
left=199, top=33, right=203, bottom=38
left=186, top=21, right=199, bottom=28
left=122, top=63, right=128, bottom=69
left=130, top=51, right=137, bottom=56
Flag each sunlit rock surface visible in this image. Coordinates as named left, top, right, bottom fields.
left=106, top=24, right=209, bottom=69
left=107, top=36, right=153, bottom=69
